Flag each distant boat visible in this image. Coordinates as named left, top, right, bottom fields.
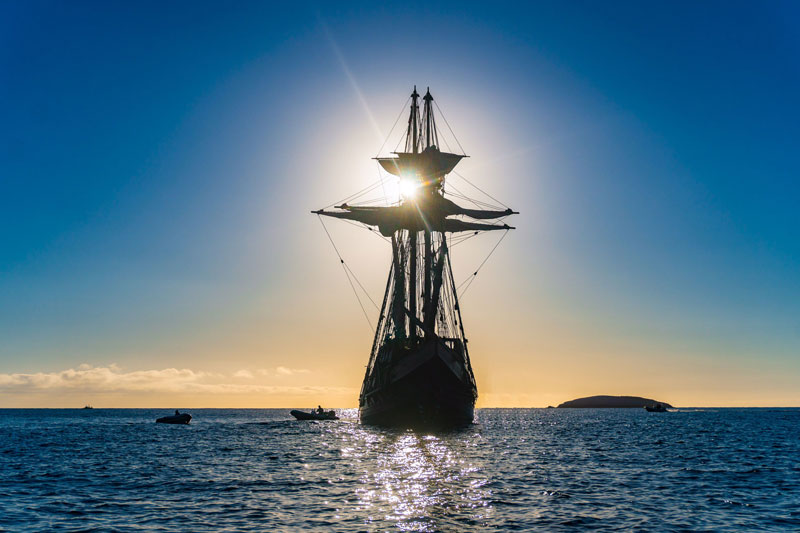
left=645, top=403, right=668, bottom=412
left=82, top=405, right=93, bottom=409
left=290, top=409, right=338, bottom=421
left=156, top=412, right=192, bottom=424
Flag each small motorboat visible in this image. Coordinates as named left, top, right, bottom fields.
left=290, top=409, right=338, bottom=421
left=82, top=405, right=93, bottom=409
left=645, top=403, right=668, bottom=412
left=156, top=412, right=192, bottom=424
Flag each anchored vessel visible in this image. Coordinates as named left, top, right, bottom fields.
left=314, top=87, right=517, bottom=427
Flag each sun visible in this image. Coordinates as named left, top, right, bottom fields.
left=399, top=178, right=419, bottom=199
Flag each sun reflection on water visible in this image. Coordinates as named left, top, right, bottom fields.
left=334, top=416, right=492, bottom=531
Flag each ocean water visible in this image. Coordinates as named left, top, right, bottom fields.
left=0, top=408, right=798, bottom=531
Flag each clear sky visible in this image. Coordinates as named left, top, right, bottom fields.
left=1, top=1, right=799, bottom=407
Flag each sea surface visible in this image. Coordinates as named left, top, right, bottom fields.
left=0, top=408, right=798, bottom=531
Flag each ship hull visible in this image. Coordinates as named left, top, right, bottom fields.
left=359, top=353, right=475, bottom=428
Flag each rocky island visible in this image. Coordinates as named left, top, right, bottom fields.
left=557, top=395, right=673, bottom=408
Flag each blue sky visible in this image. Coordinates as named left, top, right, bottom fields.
left=1, top=1, right=798, bottom=406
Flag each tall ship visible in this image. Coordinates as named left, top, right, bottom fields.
left=314, top=87, right=517, bottom=426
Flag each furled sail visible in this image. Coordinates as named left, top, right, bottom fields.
left=436, top=196, right=515, bottom=219
left=442, top=219, right=512, bottom=232
left=313, top=194, right=515, bottom=236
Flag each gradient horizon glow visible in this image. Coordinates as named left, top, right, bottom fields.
left=2, top=1, right=799, bottom=407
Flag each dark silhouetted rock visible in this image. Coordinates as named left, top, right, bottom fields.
left=557, top=395, right=673, bottom=408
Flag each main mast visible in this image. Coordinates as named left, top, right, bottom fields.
left=408, top=87, right=418, bottom=343
left=395, top=86, right=453, bottom=343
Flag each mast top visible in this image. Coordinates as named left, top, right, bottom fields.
left=315, top=86, right=517, bottom=236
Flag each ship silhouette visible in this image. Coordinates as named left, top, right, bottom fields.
left=314, top=87, right=517, bottom=427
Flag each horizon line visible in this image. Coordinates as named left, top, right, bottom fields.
left=3, top=406, right=799, bottom=410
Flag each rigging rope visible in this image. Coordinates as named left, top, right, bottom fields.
left=438, top=127, right=453, bottom=153
left=444, top=185, right=504, bottom=211
left=347, top=195, right=396, bottom=206
left=321, top=174, right=395, bottom=210
left=375, top=95, right=412, bottom=157
left=343, top=262, right=380, bottom=310
left=452, top=171, right=510, bottom=209
left=336, top=218, right=391, bottom=244
left=456, top=229, right=510, bottom=297
left=378, top=164, right=390, bottom=206
left=433, top=100, right=467, bottom=155
left=448, top=231, right=481, bottom=248
left=317, top=216, right=374, bottom=332
left=445, top=184, right=486, bottom=210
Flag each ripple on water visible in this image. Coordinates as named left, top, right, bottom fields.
left=0, top=408, right=798, bottom=531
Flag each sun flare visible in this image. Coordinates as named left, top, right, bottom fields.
left=399, top=178, right=419, bottom=199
